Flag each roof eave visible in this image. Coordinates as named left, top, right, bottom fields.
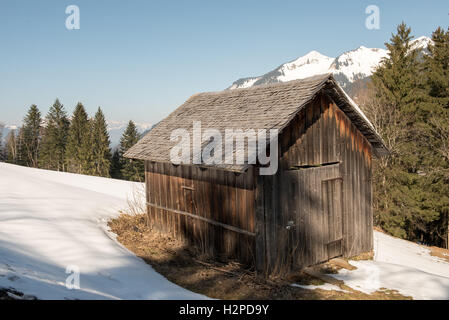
left=323, top=77, right=390, bottom=158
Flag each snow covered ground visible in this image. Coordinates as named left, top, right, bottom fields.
left=329, top=231, right=449, bottom=300
left=0, top=163, right=206, bottom=300
left=2, top=163, right=449, bottom=300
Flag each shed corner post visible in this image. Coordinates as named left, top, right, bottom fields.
left=254, top=168, right=267, bottom=274
left=144, top=160, right=149, bottom=203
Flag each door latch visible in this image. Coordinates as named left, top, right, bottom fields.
left=286, top=221, right=295, bottom=230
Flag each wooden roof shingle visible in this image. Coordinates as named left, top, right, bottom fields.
left=125, top=73, right=388, bottom=172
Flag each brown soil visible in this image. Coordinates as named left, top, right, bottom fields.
left=108, top=213, right=411, bottom=300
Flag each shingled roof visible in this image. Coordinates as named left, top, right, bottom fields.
left=125, top=73, right=388, bottom=172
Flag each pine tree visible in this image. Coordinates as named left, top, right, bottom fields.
left=39, top=99, right=70, bottom=171
left=119, top=120, right=144, bottom=181
left=425, top=27, right=449, bottom=102
left=110, top=148, right=122, bottom=179
left=368, top=23, right=434, bottom=240
left=65, top=103, right=91, bottom=174
left=367, top=24, right=449, bottom=246
left=80, top=119, right=96, bottom=175
left=91, top=107, right=112, bottom=177
left=419, top=27, right=449, bottom=247
left=20, top=105, right=42, bottom=167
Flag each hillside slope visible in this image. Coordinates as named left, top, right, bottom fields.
left=0, top=163, right=205, bottom=300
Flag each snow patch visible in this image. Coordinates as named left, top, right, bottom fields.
left=329, top=231, right=449, bottom=300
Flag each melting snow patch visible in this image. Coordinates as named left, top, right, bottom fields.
left=329, top=231, right=449, bottom=300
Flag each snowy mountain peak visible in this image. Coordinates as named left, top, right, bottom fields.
left=410, top=36, right=433, bottom=51
left=286, top=50, right=334, bottom=69
left=331, top=46, right=388, bottom=85
left=277, top=51, right=334, bottom=83
left=228, top=36, right=431, bottom=95
left=298, top=50, right=333, bottom=61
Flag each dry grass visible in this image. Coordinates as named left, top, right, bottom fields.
left=348, top=251, right=374, bottom=261
left=126, top=183, right=147, bottom=216
left=108, top=213, right=412, bottom=300
left=429, top=246, right=449, bottom=263
left=373, top=226, right=384, bottom=233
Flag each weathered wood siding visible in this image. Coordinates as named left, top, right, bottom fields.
left=257, top=92, right=373, bottom=271
left=144, top=91, right=373, bottom=272
left=145, top=162, right=256, bottom=264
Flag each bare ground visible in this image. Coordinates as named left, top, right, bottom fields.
left=429, top=246, right=449, bottom=263
left=108, top=213, right=411, bottom=300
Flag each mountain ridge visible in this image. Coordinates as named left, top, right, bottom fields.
left=228, top=36, right=433, bottom=96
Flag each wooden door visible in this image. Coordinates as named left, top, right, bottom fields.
left=322, top=178, right=343, bottom=259
left=280, top=163, right=343, bottom=268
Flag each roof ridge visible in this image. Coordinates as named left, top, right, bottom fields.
left=194, top=73, right=333, bottom=97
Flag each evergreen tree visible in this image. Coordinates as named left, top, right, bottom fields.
left=110, top=148, right=123, bottom=179
left=369, top=23, right=432, bottom=240
left=425, top=27, right=449, bottom=102
left=372, top=22, right=419, bottom=112
left=39, top=99, right=70, bottom=171
left=65, top=103, right=91, bottom=174
left=419, top=27, right=449, bottom=247
left=79, top=118, right=96, bottom=175
left=91, top=107, right=112, bottom=177
left=119, top=120, right=144, bottom=181
left=367, top=23, right=449, bottom=246
left=20, top=105, right=42, bottom=167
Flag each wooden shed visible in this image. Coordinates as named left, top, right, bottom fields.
left=124, top=74, right=388, bottom=273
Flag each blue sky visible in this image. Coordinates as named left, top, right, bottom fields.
left=0, top=0, right=447, bottom=126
